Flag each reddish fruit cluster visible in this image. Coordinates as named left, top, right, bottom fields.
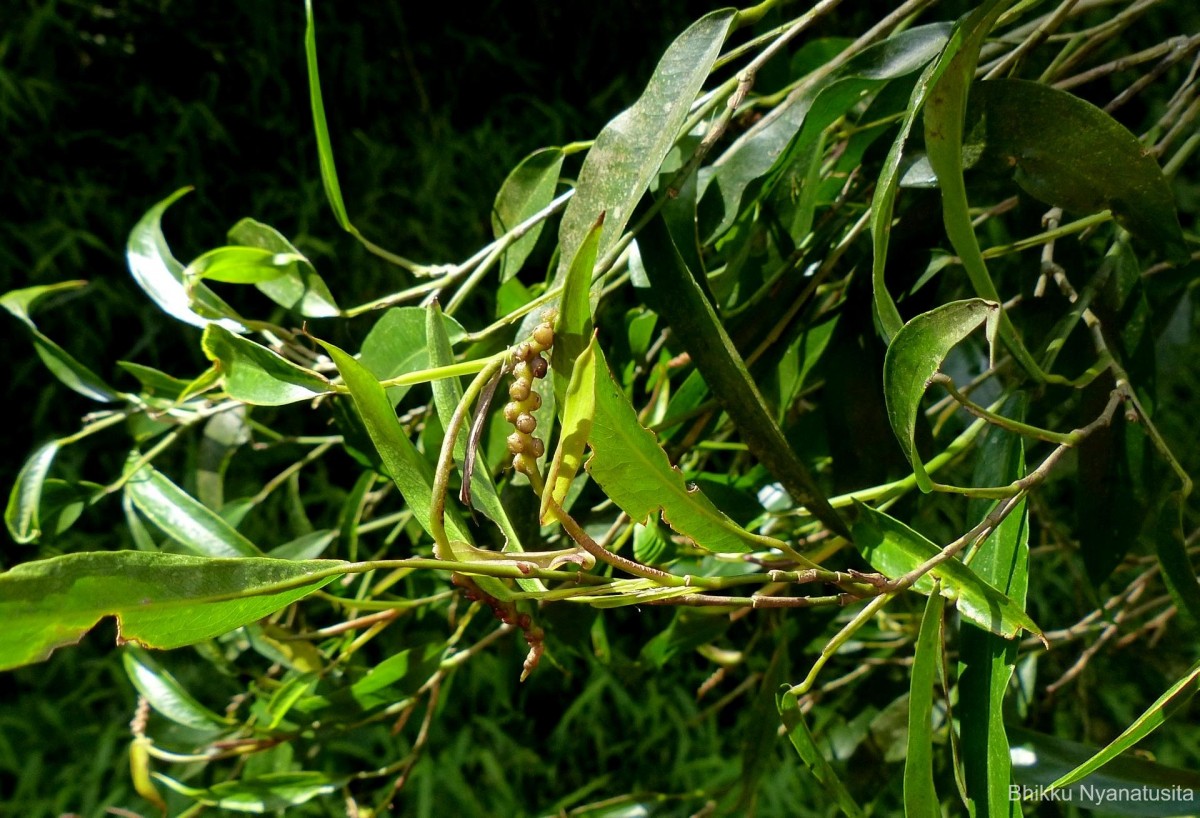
left=504, top=316, right=555, bottom=476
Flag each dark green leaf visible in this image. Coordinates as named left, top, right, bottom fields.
left=267, top=529, right=337, bottom=561
left=639, top=216, right=847, bottom=537
left=492, top=147, right=563, bottom=281
left=202, top=324, right=330, bottom=406
left=971, top=80, right=1187, bottom=263
left=883, top=299, right=999, bottom=492
left=305, top=0, right=351, bottom=232
left=905, top=592, right=944, bottom=818
left=853, top=502, right=1041, bottom=640
left=555, top=9, right=735, bottom=281
left=358, top=306, right=466, bottom=406
left=0, top=551, right=342, bottom=670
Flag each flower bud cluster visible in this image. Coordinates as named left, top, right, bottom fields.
left=504, top=317, right=555, bottom=476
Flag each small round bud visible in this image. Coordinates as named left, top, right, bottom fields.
left=509, top=380, right=531, bottom=401
left=514, top=341, right=533, bottom=361
left=515, top=413, right=537, bottom=434
left=512, top=361, right=532, bottom=381
left=506, top=432, right=526, bottom=454
left=533, top=323, right=554, bottom=349
left=512, top=452, right=535, bottom=474
left=503, top=401, right=521, bottom=423
left=525, top=391, right=542, bottom=412
left=529, top=437, right=545, bottom=458
left=530, top=355, right=548, bottom=379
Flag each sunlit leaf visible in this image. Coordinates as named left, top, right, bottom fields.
left=552, top=213, right=604, bottom=405
left=123, top=648, right=233, bottom=730
left=852, top=502, right=1041, bottom=640
left=126, top=187, right=245, bottom=330
left=201, top=324, right=330, bottom=406
left=1, top=281, right=122, bottom=402
left=883, top=299, right=999, bottom=492
left=154, top=769, right=343, bottom=812
left=5, top=441, right=59, bottom=544
left=0, top=551, right=342, bottom=671
left=183, top=246, right=302, bottom=285
left=125, top=460, right=261, bottom=558
left=555, top=8, right=735, bottom=281
left=542, top=335, right=597, bottom=524
left=227, top=218, right=340, bottom=317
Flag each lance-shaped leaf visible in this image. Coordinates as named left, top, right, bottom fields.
left=883, top=299, right=999, bottom=492
left=905, top=592, right=944, bottom=818
left=123, top=648, right=234, bottom=730
left=227, top=218, right=340, bottom=317
left=126, top=188, right=245, bottom=331
left=492, top=147, right=563, bottom=281
left=0, top=551, right=342, bottom=671
left=639, top=216, right=848, bottom=537
left=1, top=281, right=121, bottom=402
left=555, top=8, right=735, bottom=281
left=1048, top=658, right=1200, bottom=791
left=154, top=770, right=343, bottom=812
left=778, top=688, right=866, bottom=818
left=202, top=325, right=331, bottom=406
left=6, top=441, right=60, bottom=544
left=586, top=344, right=752, bottom=554
left=359, top=306, right=466, bottom=407
left=708, top=23, right=951, bottom=240
left=960, top=399, right=1029, bottom=817
left=183, top=246, right=304, bottom=285
left=542, top=335, right=597, bottom=524
left=552, top=213, right=604, bottom=406
left=125, top=460, right=262, bottom=558
left=970, top=79, right=1187, bottom=264
left=1011, top=725, right=1200, bottom=812
left=852, top=502, right=1041, bottom=640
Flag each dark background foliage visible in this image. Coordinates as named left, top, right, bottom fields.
left=3, top=1, right=1199, bottom=815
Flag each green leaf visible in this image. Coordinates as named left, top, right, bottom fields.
left=0, top=551, right=341, bottom=671
left=883, top=298, right=999, bottom=492
left=358, top=306, right=466, bottom=406
left=632, top=520, right=676, bottom=566
left=492, top=147, right=563, bottom=281
left=201, top=325, right=330, bottom=406
left=123, top=648, right=233, bottom=730
left=542, top=335, right=598, bottom=524
left=183, top=246, right=303, bottom=285
left=227, top=218, right=340, bottom=317
left=154, top=770, right=342, bottom=812
left=6, top=441, right=59, bottom=544
left=125, top=460, right=262, bottom=557
left=304, top=0, right=350, bottom=232
left=315, top=335, right=480, bottom=558
left=708, top=23, right=951, bottom=239
left=971, top=79, right=1187, bottom=264
left=905, top=592, right=944, bottom=818
left=552, top=213, right=605, bottom=406
left=639, top=216, right=847, bottom=537
left=555, top=8, right=735, bottom=281
left=1048, top=658, right=1200, bottom=791
left=586, top=344, right=753, bottom=554
left=1011, top=725, right=1200, bottom=814
left=778, top=688, right=866, bottom=818
left=267, top=529, right=337, bottom=561
left=960, top=399, right=1030, bottom=818
left=1, top=281, right=122, bottom=402
left=425, top=302, right=525, bottom=558
left=852, top=502, right=1041, bottom=640
left=117, top=361, right=195, bottom=399
left=126, top=187, right=245, bottom=330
